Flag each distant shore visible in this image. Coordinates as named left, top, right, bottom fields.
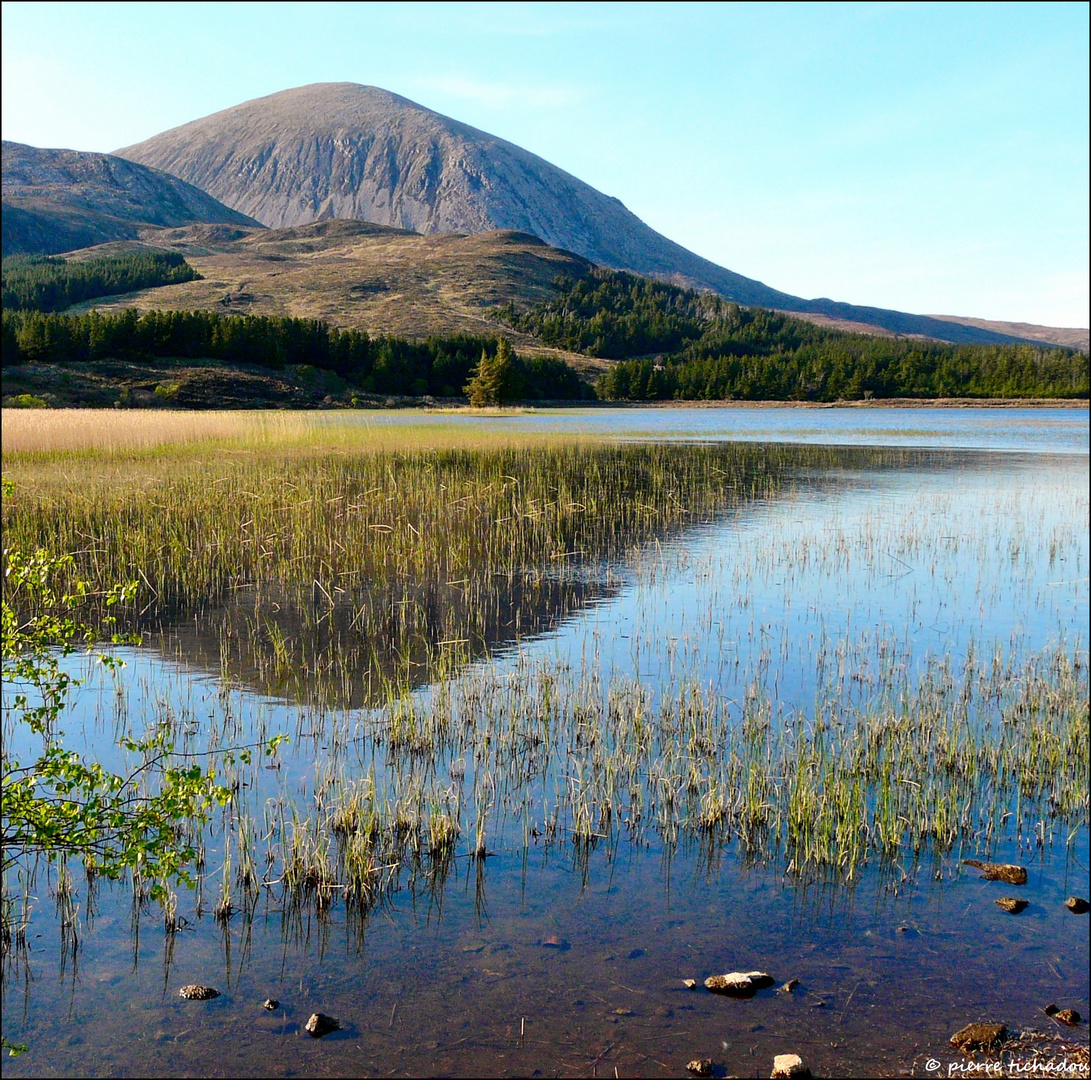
left=428, top=397, right=1090, bottom=411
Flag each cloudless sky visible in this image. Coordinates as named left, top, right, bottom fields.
left=2, top=1, right=1088, bottom=326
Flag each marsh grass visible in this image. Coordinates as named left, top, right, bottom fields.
left=2, top=414, right=1087, bottom=940
left=0, top=407, right=579, bottom=456
left=87, top=638, right=1085, bottom=929
left=4, top=419, right=865, bottom=702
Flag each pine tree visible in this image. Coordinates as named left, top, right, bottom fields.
left=464, top=338, right=518, bottom=405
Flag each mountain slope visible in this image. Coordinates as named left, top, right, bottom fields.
left=114, top=84, right=1086, bottom=349
left=115, top=83, right=802, bottom=311
left=56, top=219, right=602, bottom=352
left=1, top=140, right=260, bottom=256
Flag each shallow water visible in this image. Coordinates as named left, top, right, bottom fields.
left=349, top=404, right=1090, bottom=454
left=3, top=415, right=1088, bottom=1078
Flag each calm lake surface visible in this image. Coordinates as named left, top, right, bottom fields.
left=3, top=408, right=1088, bottom=1078
left=359, top=404, right=1091, bottom=453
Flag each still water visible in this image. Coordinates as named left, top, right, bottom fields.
left=357, top=404, right=1091, bottom=453
left=3, top=409, right=1088, bottom=1078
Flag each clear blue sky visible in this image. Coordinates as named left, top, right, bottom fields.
left=2, top=1, right=1087, bottom=326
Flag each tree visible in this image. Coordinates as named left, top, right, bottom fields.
left=464, top=338, right=520, bottom=405
left=1, top=499, right=283, bottom=890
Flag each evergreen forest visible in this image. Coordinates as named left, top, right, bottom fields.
left=0, top=307, right=591, bottom=401
left=1, top=251, right=200, bottom=313
left=499, top=270, right=1088, bottom=400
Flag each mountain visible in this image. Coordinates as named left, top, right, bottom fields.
left=114, top=83, right=1086, bottom=349
left=923, top=315, right=1088, bottom=352
left=114, top=84, right=798, bottom=309
left=1, top=141, right=260, bottom=256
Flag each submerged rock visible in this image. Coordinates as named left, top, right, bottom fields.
left=706, top=971, right=775, bottom=996
left=950, top=1022, right=1007, bottom=1052
left=263, top=999, right=279, bottom=1011
left=780, top=979, right=800, bottom=993
left=304, top=1012, right=340, bottom=1038
left=1065, top=896, right=1089, bottom=914
left=771, top=1053, right=811, bottom=1078
left=178, top=985, right=220, bottom=1000
left=995, top=897, right=1028, bottom=914
left=686, top=1058, right=713, bottom=1077
left=1045, top=1005, right=1082, bottom=1026
left=962, top=859, right=1028, bottom=885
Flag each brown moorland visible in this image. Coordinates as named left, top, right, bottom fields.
left=62, top=219, right=597, bottom=358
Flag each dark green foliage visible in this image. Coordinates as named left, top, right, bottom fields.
left=501, top=268, right=1088, bottom=401
left=600, top=341, right=1088, bottom=402
left=1, top=308, right=594, bottom=401
left=497, top=269, right=723, bottom=358
left=2, top=250, right=200, bottom=313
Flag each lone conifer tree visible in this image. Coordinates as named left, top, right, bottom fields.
left=464, top=338, right=518, bottom=405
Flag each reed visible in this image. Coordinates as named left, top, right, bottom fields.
left=2, top=416, right=1086, bottom=935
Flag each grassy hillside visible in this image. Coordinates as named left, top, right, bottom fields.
left=67, top=219, right=598, bottom=347
left=2, top=225, right=1085, bottom=406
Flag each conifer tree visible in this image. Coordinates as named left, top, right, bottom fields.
left=464, top=338, right=518, bottom=405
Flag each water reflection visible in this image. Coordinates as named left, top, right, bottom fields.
left=2, top=436, right=1088, bottom=1078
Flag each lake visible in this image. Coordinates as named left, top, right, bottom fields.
left=2, top=407, right=1088, bottom=1078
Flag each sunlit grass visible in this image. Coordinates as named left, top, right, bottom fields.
left=2, top=420, right=1087, bottom=930
left=0, top=407, right=583, bottom=457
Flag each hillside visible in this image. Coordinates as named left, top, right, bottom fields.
left=57, top=219, right=599, bottom=356
left=113, top=83, right=1084, bottom=349
left=1, top=140, right=260, bottom=256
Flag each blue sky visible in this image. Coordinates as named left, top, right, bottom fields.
left=2, top=1, right=1087, bottom=326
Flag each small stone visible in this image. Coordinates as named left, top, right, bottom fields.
left=541, top=935, right=570, bottom=950
left=706, top=972, right=757, bottom=996
left=683, top=978, right=697, bottom=989
left=771, top=1053, right=811, bottom=1078
left=613, top=1008, right=634, bottom=1016
left=995, top=897, right=1028, bottom=914
left=263, top=999, right=279, bottom=1011
left=178, top=985, right=220, bottom=1000
left=1054, top=1009, right=1081, bottom=1026
left=780, top=979, right=799, bottom=993
left=962, top=859, right=1027, bottom=885
left=705, top=970, right=775, bottom=996
left=304, top=1012, right=340, bottom=1038
left=949, top=1022, right=1007, bottom=1052
left=1065, top=896, right=1089, bottom=914
left=687, top=1059, right=713, bottom=1078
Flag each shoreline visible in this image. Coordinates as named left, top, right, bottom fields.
left=425, top=397, right=1090, bottom=412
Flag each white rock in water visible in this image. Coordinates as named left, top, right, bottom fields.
left=705, top=970, right=775, bottom=995
left=771, top=1053, right=811, bottom=1078
left=745, top=971, right=776, bottom=988
left=705, top=972, right=756, bottom=994
left=304, top=1012, right=340, bottom=1038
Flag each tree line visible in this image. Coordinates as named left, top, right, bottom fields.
left=600, top=343, right=1088, bottom=401
left=2, top=251, right=200, bottom=313
left=1, top=307, right=591, bottom=401
left=500, top=268, right=1088, bottom=400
